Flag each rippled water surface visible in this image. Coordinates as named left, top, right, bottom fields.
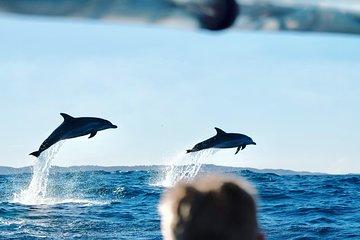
left=0, top=167, right=359, bottom=239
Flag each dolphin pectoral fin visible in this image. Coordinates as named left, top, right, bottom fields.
left=89, top=132, right=97, bottom=139
left=241, top=145, right=246, bottom=150
left=235, top=146, right=241, bottom=154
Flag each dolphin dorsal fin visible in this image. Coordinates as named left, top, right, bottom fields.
left=60, top=113, right=74, bottom=122
left=215, top=127, right=226, bottom=135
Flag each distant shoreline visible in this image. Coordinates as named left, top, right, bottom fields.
left=0, top=164, right=355, bottom=176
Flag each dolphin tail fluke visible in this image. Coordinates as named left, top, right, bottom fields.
left=186, top=149, right=192, bottom=154
left=29, top=151, right=41, bottom=157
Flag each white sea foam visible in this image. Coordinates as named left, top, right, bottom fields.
left=16, top=197, right=109, bottom=206
left=153, top=149, right=216, bottom=188
left=13, top=142, right=63, bottom=205
left=12, top=142, right=110, bottom=206
left=0, top=218, right=25, bottom=226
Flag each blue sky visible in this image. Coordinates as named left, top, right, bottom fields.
left=0, top=15, right=359, bottom=173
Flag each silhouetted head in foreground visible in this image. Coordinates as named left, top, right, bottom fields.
left=159, top=175, right=265, bottom=240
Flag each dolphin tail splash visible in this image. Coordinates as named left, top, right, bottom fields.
left=29, top=151, right=41, bottom=157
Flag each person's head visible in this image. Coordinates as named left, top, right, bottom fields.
left=159, top=175, right=265, bottom=240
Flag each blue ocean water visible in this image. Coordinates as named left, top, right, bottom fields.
left=0, top=166, right=359, bottom=239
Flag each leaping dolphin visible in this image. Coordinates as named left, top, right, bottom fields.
left=186, top=127, right=256, bottom=154
left=30, top=113, right=117, bottom=157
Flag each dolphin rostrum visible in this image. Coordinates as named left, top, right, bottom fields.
left=30, top=113, right=117, bottom=157
left=186, top=127, right=256, bottom=154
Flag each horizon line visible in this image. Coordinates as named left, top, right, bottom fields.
left=0, top=164, right=358, bottom=175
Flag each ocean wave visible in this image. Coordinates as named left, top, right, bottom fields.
left=0, top=166, right=358, bottom=239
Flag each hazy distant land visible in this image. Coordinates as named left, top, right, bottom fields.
left=0, top=164, right=331, bottom=176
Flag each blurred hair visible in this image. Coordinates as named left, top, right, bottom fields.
left=159, top=175, right=263, bottom=240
